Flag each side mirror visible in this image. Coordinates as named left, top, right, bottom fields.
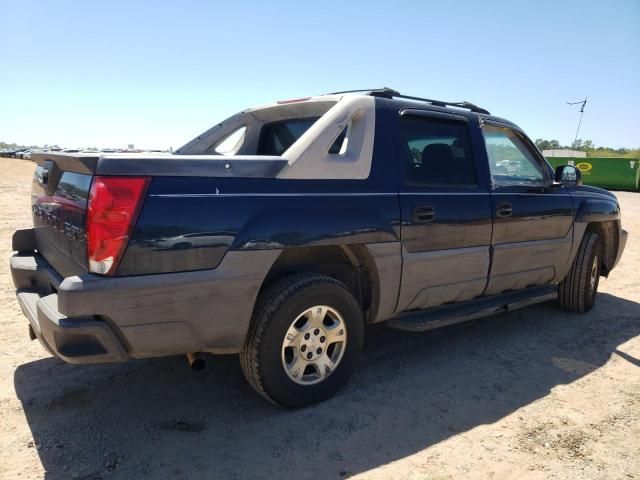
left=555, top=164, right=582, bottom=188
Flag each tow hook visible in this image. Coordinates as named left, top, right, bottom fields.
left=186, top=352, right=206, bottom=371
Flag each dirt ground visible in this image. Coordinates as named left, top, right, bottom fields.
left=0, top=156, right=638, bottom=480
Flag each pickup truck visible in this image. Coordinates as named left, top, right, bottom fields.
left=10, top=88, right=627, bottom=407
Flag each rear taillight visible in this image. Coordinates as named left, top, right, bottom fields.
left=86, top=176, right=149, bottom=275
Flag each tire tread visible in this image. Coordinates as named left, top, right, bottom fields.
left=558, top=232, right=600, bottom=313
left=240, top=273, right=351, bottom=406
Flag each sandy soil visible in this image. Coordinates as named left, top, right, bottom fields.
left=0, top=156, right=638, bottom=480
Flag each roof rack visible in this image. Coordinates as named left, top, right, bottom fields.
left=327, top=87, right=490, bottom=115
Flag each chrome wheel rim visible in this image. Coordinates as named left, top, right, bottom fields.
left=590, top=254, right=599, bottom=293
left=281, top=305, right=347, bottom=386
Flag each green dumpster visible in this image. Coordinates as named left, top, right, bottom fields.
left=546, top=156, right=640, bottom=191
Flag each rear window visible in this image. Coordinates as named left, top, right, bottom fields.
left=258, top=118, right=319, bottom=156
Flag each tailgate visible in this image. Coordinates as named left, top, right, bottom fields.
left=31, top=153, right=98, bottom=276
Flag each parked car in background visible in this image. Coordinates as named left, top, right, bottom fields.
left=23, top=149, right=39, bottom=160
left=0, top=149, right=19, bottom=157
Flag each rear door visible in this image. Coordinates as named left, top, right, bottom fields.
left=396, top=110, right=493, bottom=312
left=481, top=122, right=573, bottom=295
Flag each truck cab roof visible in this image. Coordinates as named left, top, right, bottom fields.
left=322, top=87, right=518, bottom=129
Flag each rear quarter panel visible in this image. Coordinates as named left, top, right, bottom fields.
left=119, top=178, right=401, bottom=275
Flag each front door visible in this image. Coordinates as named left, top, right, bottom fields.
left=396, top=111, right=493, bottom=312
left=481, top=122, right=574, bottom=295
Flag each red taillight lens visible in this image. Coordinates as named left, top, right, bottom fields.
left=86, top=176, right=149, bottom=275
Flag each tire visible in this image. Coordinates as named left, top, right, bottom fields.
left=558, top=232, right=602, bottom=313
left=240, top=273, right=364, bottom=408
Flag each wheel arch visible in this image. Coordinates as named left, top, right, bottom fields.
left=257, top=245, right=381, bottom=322
left=585, top=220, right=619, bottom=276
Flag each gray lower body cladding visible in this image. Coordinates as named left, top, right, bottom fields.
left=11, top=246, right=281, bottom=363
left=387, top=285, right=558, bottom=332
left=9, top=223, right=628, bottom=365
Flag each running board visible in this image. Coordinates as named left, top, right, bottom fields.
left=386, top=285, right=558, bottom=332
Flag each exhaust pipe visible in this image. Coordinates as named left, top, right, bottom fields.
left=186, top=352, right=206, bottom=371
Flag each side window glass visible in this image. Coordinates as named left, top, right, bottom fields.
left=328, top=127, right=348, bottom=154
left=258, top=118, right=319, bottom=156
left=213, top=126, right=246, bottom=155
left=399, top=115, right=477, bottom=186
left=482, top=125, right=546, bottom=186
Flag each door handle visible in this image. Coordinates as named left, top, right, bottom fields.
left=412, top=206, right=436, bottom=223
left=496, top=202, right=513, bottom=218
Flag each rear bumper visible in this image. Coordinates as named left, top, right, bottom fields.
left=11, top=231, right=280, bottom=364
left=17, top=289, right=128, bottom=363
left=12, top=254, right=128, bottom=363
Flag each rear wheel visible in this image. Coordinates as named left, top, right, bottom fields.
left=558, top=232, right=601, bottom=313
left=240, top=273, right=364, bottom=408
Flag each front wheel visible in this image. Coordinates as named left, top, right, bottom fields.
left=240, top=273, right=364, bottom=408
left=558, top=232, right=601, bottom=313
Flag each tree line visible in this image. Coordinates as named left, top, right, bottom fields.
left=535, top=139, right=640, bottom=158
left=0, top=141, right=67, bottom=151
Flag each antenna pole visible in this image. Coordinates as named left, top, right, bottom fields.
left=567, top=98, right=587, bottom=159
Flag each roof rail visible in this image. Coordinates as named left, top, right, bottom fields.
left=327, top=88, right=399, bottom=96
left=326, top=87, right=490, bottom=115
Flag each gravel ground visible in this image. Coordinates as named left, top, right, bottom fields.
left=0, top=156, right=638, bottom=480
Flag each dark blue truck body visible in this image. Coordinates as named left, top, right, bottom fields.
left=11, top=92, right=627, bottom=404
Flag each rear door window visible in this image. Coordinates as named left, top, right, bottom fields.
left=399, top=115, right=477, bottom=186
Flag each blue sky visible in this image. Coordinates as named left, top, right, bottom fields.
left=1, top=0, right=638, bottom=150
